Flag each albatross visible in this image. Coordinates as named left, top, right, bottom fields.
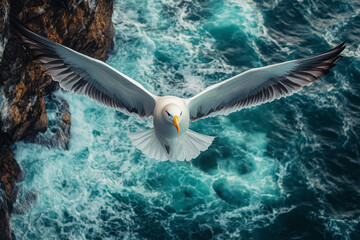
left=11, top=17, right=345, bottom=162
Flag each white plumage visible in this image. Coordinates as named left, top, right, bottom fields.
left=12, top=17, right=345, bottom=162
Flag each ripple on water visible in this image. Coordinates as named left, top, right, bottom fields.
left=10, top=0, right=360, bottom=239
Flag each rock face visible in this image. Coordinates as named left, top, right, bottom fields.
left=0, top=0, right=9, bottom=59
left=34, top=95, right=72, bottom=150
left=1, top=0, right=114, bottom=142
left=0, top=0, right=114, bottom=239
left=0, top=148, right=22, bottom=240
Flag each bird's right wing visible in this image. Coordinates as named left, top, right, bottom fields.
left=11, top=17, right=157, bottom=117
left=187, top=42, right=345, bottom=121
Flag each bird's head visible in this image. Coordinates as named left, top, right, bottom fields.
left=162, top=104, right=183, bottom=133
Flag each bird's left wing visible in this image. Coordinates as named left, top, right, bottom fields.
left=11, top=17, right=157, bottom=117
left=187, top=42, right=345, bottom=121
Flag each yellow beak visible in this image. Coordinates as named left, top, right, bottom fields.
left=172, top=115, right=180, bottom=133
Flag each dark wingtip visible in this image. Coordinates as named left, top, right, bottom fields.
left=328, top=41, right=346, bottom=55
left=333, top=56, right=343, bottom=64
left=335, top=41, right=346, bottom=54
left=324, top=42, right=346, bottom=65
left=333, top=41, right=346, bottom=50
left=9, top=15, right=36, bottom=42
left=9, top=14, right=26, bottom=31
left=332, top=42, right=346, bottom=65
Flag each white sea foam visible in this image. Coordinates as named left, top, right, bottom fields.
left=11, top=89, right=286, bottom=239
left=0, top=87, right=11, bottom=132
left=10, top=0, right=359, bottom=239
left=11, top=0, right=288, bottom=237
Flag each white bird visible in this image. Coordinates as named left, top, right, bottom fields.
left=12, top=17, right=345, bottom=162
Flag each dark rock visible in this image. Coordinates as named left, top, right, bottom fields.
left=0, top=148, right=23, bottom=204
left=0, top=0, right=114, bottom=142
left=0, top=204, right=11, bottom=240
left=0, top=148, right=22, bottom=240
left=0, top=0, right=9, bottom=60
left=0, top=0, right=115, bottom=239
left=34, top=94, right=71, bottom=150
left=12, top=191, right=38, bottom=215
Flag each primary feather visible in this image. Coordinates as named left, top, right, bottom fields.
left=187, top=42, right=345, bottom=121
left=11, top=17, right=157, bottom=117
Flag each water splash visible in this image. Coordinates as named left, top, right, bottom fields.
left=10, top=0, right=360, bottom=239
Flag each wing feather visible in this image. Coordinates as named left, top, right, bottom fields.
left=11, top=17, right=157, bottom=117
left=187, top=42, right=345, bottom=121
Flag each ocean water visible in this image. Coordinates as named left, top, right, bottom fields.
left=10, top=0, right=360, bottom=239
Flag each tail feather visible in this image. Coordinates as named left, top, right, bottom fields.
left=187, top=130, right=213, bottom=150
left=130, top=130, right=153, bottom=146
left=128, top=128, right=215, bottom=162
left=127, top=128, right=168, bottom=162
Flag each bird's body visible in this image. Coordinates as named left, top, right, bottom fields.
left=129, top=96, right=215, bottom=161
left=11, top=17, right=345, bottom=162
left=153, top=96, right=189, bottom=139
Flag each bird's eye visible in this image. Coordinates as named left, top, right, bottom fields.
left=166, top=111, right=171, bottom=116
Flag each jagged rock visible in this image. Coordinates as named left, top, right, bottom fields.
left=0, top=0, right=114, bottom=142
left=0, top=148, right=22, bottom=240
left=0, top=0, right=9, bottom=60
left=12, top=191, right=37, bottom=215
left=34, top=94, right=71, bottom=150
left=0, top=1, right=115, bottom=239
left=62, top=112, right=71, bottom=124
left=0, top=148, right=22, bottom=204
left=0, top=204, right=11, bottom=240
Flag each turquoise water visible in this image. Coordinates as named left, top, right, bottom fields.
left=11, top=0, right=360, bottom=239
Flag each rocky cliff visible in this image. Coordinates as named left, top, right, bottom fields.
left=0, top=0, right=114, bottom=239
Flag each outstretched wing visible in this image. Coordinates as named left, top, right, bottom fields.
left=187, top=42, right=345, bottom=121
left=11, top=17, right=157, bottom=117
